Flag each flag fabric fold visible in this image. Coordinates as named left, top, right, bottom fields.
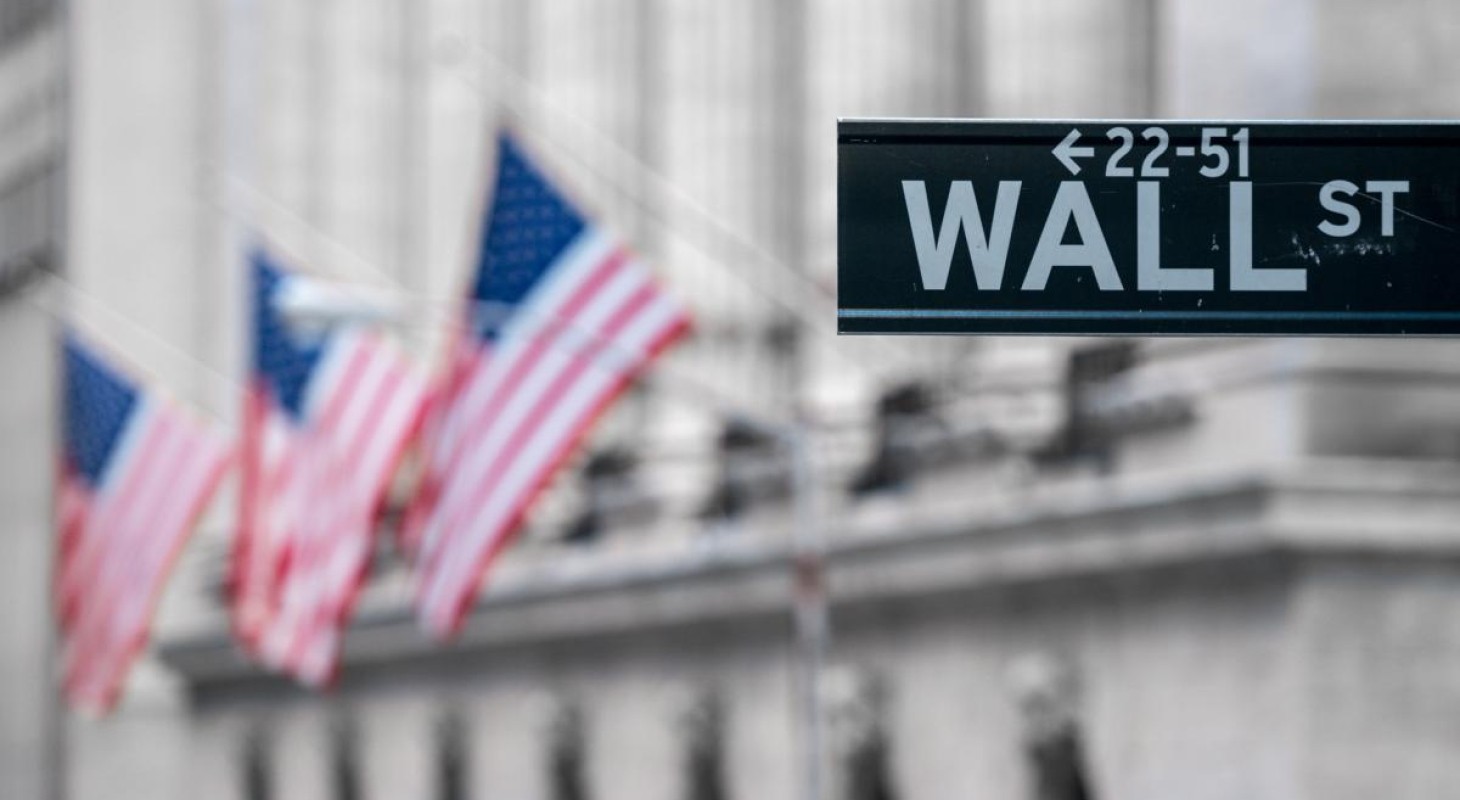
left=232, top=250, right=427, bottom=686
left=404, top=131, right=691, bottom=639
left=58, top=334, right=232, bottom=714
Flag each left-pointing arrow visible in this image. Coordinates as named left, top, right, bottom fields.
left=1053, top=129, right=1094, bottom=176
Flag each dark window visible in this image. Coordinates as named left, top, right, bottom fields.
left=0, top=166, right=56, bottom=299
left=699, top=419, right=786, bottom=523
left=331, top=716, right=361, bottom=800
left=0, top=0, right=55, bottom=50
left=563, top=447, right=640, bottom=545
left=243, top=728, right=273, bottom=800
left=1039, top=341, right=1138, bottom=468
left=840, top=684, right=897, bottom=800
left=843, top=727, right=897, bottom=800
left=1024, top=724, right=1095, bottom=800
left=437, top=712, right=470, bottom=800
left=682, top=693, right=727, bottom=800
left=548, top=702, right=590, bottom=800
left=849, top=383, right=938, bottom=497
left=830, top=671, right=898, bottom=800
left=1011, top=656, right=1097, bottom=800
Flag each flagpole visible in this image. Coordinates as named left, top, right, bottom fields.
left=773, top=2, right=828, bottom=791
left=44, top=0, right=73, bottom=792
left=789, top=425, right=828, bottom=800
left=44, top=286, right=70, bottom=800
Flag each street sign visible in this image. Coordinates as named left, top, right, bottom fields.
left=838, top=120, right=1460, bottom=335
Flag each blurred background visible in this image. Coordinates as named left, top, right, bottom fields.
left=6, top=1, right=1460, bottom=799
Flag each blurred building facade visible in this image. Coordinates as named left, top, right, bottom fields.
left=0, top=1, right=62, bottom=797
left=7, top=1, right=1460, bottom=799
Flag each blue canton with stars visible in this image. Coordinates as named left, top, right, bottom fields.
left=470, top=132, right=588, bottom=341
left=64, top=335, right=139, bottom=487
left=252, top=250, right=326, bottom=421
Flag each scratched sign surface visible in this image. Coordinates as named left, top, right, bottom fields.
left=838, top=120, right=1460, bottom=335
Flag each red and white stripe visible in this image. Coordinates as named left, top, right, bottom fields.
left=236, top=329, right=425, bottom=686
left=59, top=396, right=231, bottom=714
left=409, top=229, right=689, bottom=638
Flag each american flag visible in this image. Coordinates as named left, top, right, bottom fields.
left=404, top=131, right=690, bottom=638
left=232, top=251, right=427, bottom=685
left=58, top=334, right=231, bottom=714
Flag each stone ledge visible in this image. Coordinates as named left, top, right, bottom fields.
left=1092, top=339, right=1460, bottom=425
left=157, top=458, right=1460, bottom=689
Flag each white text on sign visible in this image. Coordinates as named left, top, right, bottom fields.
left=903, top=127, right=1411, bottom=294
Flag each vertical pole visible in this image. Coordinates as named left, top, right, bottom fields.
left=44, top=0, right=73, bottom=795
left=304, top=0, right=328, bottom=259
left=222, top=0, right=255, bottom=364
left=949, top=0, right=985, bottom=379
left=950, top=0, right=982, bottom=116
left=632, top=0, right=661, bottom=258
left=789, top=426, right=827, bottom=800
left=397, top=0, right=425, bottom=312
left=43, top=281, right=68, bottom=800
left=775, top=4, right=823, bottom=796
left=1144, top=0, right=1163, bottom=117
left=497, top=0, right=532, bottom=125
left=44, top=355, right=68, bottom=800
left=771, top=0, right=808, bottom=411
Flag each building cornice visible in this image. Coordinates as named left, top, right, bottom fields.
left=157, top=458, right=1460, bottom=692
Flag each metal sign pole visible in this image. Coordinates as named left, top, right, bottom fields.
left=789, top=426, right=828, bottom=800
left=45, top=0, right=73, bottom=795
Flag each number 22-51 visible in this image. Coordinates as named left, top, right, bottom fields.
left=1105, top=127, right=1249, bottom=179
